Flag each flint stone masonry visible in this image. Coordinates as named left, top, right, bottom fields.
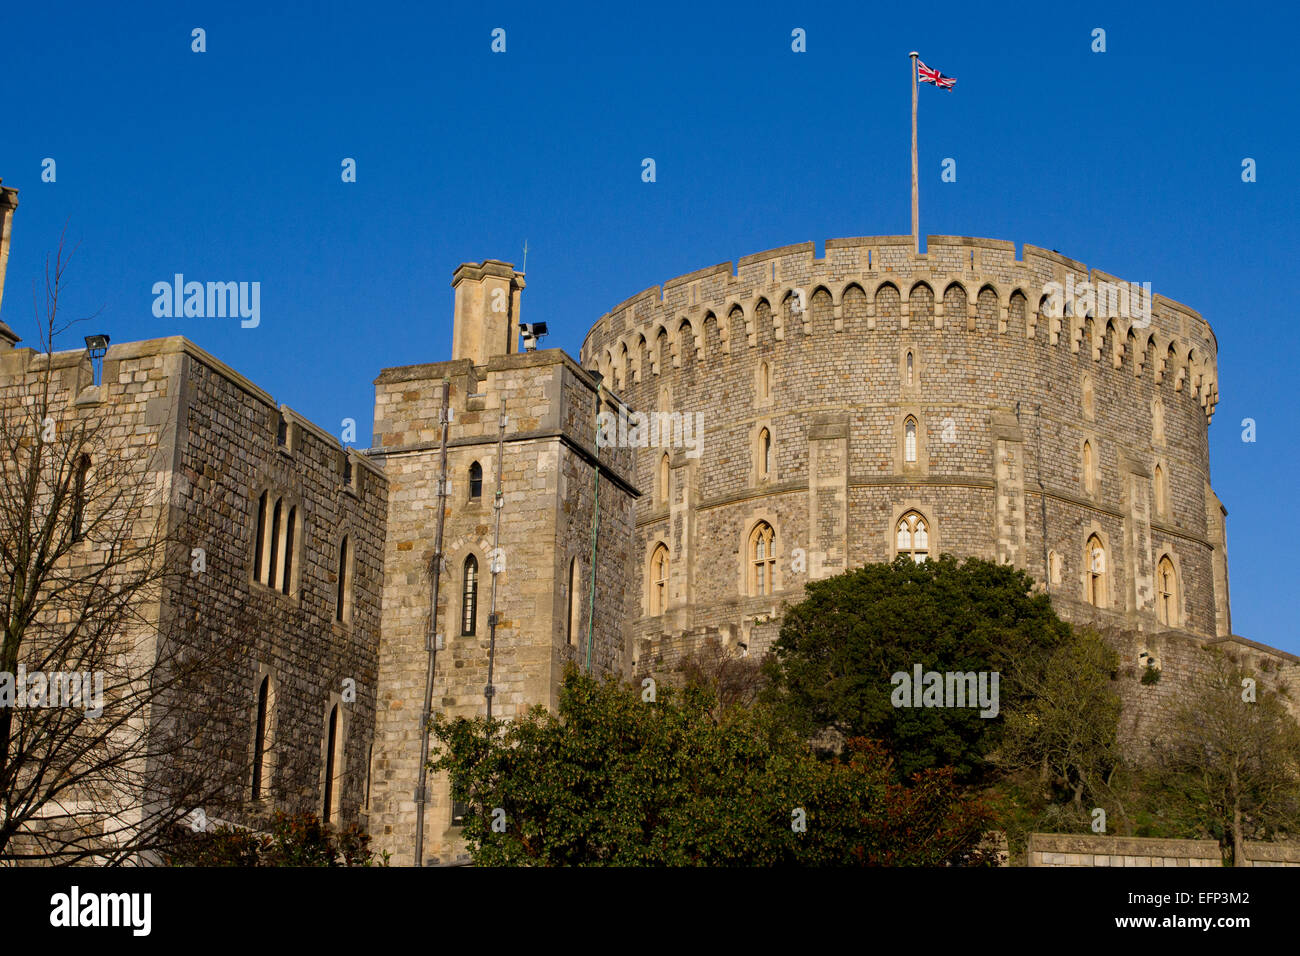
left=580, top=235, right=1296, bottom=752
left=0, top=333, right=386, bottom=838
left=366, top=337, right=637, bottom=866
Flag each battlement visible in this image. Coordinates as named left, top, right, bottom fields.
left=581, top=235, right=1220, bottom=421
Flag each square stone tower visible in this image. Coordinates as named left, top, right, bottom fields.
left=366, top=261, right=638, bottom=865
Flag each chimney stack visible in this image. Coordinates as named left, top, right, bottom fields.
left=0, top=179, right=20, bottom=351
left=450, top=260, right=525, bottom=366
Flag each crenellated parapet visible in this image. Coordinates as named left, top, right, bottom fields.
left=581, top=235, right=1220, bottom=421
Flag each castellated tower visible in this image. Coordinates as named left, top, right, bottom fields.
left=580, top=235, right=1297, bottom=754
left=366, top=261, right=638, bottom=865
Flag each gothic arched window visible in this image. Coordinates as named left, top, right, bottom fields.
left=567, top=557, right=581, bottom=645
left=1086, top=534, right=1107, bottom=607
left=251, top=675, right=274, bottom=800
left=322, top=703, right=342, bottom=824
left=461, top=555, right=478, bottom=636
left=896, top=511, right=930, bottom=562
left=650, top=544, right=669, bottom=615
left=904, top=417, right=918, bottom=463
left=71, top=455, right=90, bottom=543
left=469, top=461, right=483, bottom=500
left=749, top=522, right=776, bottom=595
left=336, top=535, right=350, bottom=623
left=1157, top=555, right=1178, bottom=626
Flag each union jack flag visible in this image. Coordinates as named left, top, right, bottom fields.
left=917, top=60, right=955, bottom=90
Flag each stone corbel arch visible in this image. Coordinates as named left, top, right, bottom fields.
left=631, top=333, right=646, bottom=383
left=648, top=324, right=669, bottom=376
left=874, top=279, right=901, bottom=331
left=723, top=300, right=753, bottom=348
left=677, top=316, right=701, bottom=364
left=753, top=297, right=775, bottom=343
left=908, top=281, right=935, bottom=330
left=943, top=280, right=973, bottom=332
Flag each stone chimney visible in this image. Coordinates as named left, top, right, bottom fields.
left=450, top=259, right=525, bottom=366
left=0, top=179, right=19, bottom=350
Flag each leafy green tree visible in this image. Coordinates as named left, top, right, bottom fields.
left=430, top=669, right=997, bottom=866
left=1153, top=651, right=1300, bottom=865
left=761, top=556, right=1074, bottom=781
left=992, top=629, right=1123, bottom=808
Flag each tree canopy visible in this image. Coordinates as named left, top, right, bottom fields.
left=761, top=555, right=1077, bottom=781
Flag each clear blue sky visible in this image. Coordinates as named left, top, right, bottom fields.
left=2, top=1, right=1296, bottom=651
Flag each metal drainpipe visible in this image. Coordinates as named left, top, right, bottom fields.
left=414, top=379, right=451, bottom=868
left=585, top=383, right=603, bottom=673
left=1036, top=403, right=1049, bottom=594
left=484, top=406, right=507, bottom=718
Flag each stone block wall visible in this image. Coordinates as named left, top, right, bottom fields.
left=1027, top=833, right=1223, bottom=867
left=153, top=339, right=386, bottom=827
left=575, top=236, right=1284, bottom=757
left=367, top=347, right=636, bottom=865
left=0, top=334, right=386, bottom=850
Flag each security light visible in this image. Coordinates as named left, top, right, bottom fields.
left=519, top=321, right=548, bottom=351
left=84, top=334, right=110, bottom=386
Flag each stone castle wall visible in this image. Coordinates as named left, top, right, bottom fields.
left=0, top=334, right=386, bottom=846
left=578, top=236, right=1228, bottom=663
left=152, top=339, right=387, bottom=826
left=366, top=348, right=636, bottom=865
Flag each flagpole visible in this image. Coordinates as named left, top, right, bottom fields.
left=910, top=51, right=919, bottom=256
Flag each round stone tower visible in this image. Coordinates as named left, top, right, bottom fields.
left=579, top=235, right=1227, bottom=667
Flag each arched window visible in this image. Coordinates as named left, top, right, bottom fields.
left=461, top=555, right=478, bottom=636
left=658, top=453, right=670, bottom=504
left=267, top=499, right=282, bottom=586
left=1154, top=464, right=1167, bottom=516
left=252, top=676, right=275, bottom=800
left=1082, top=441, right=1095, bottom=494
left=253, top=491, right=300, bottom=592
left=1157, top=555, right=1178, bottom=626
left=322, top=703, right=342, bottom=824
left=650, top=544, right=669, bottom=615
left=758, top=428, right=772, bottom=481
left=1048, top=550, right=1063, bottom=586
left=759, top=361, right=771, bottom=400
left=469, top=461, right=483, bottom=500
left=749, top=522, right=776, bottom=595
left=280, top=505, right=296, bottom=595
left=896, top=511, right=930, bottom=562
left=336, top=536, right=350, bottom=623
left=904, top=417, right=918, bottom=463
left=1082, top=374, right=1094, bottom=418
left=905, top=351, right=914, bottom=387
left=70, top=455, right=90, bottom=543
left=1086, top=534, right=1107, bottom=607
left=567, top=557, right=581, bottom=645
left=254, top=490, right=268, bottom=577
